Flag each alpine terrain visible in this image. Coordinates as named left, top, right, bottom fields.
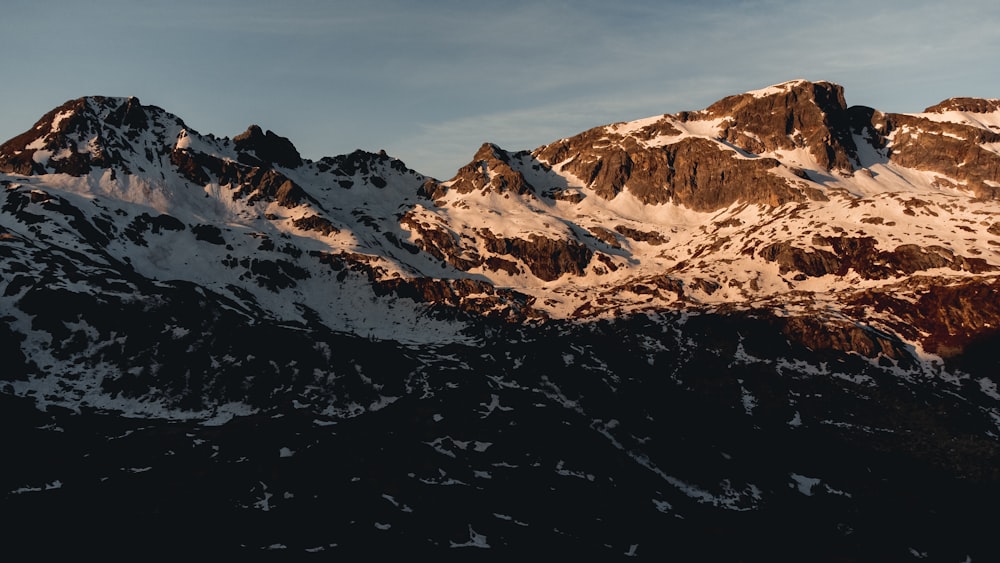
left=2, top=80, right=1000, bottom=560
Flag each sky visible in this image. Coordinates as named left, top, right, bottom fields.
left=3, top=0, right=999, bottom=179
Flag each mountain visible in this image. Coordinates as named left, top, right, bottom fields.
left=2, top=81, right=1000, bottom=560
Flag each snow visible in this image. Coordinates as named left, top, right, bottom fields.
left=554, top=460, right=595, bottom=481
left=652, top=499, right=672, bottom=513
left=253, top=481, right=273, bottom=511
left=382, top=493, right=414, bottom=513
left=539, top=382, right=765, bottom=510
left=788, top=411, right=802, bottom=427
left=912, top=107, right=1000, bottom=131
left=5, top=92, right=1000, bottom=424
left=610, top=114, right=666, bottom=135
left=790, top=473, right=821, bottom=496
left=979, top=378, right=1000, bottom=400
left=478, top=394, right=513, bottom=418
left=663, top=116, right=727, bottom=144
left=32, top=149, right=53, bottom=165
left=11, top=480, right=63, bottom=494
left=50, top=110, right=74, bottom=131
left=449, top=526, right=490, bottom=549
left=738, top=380, right=757, bottom=416
left=747, top=79, right=812, bottom=99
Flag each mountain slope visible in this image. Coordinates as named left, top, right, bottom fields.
left=2, top=82, right=1000, bottom=560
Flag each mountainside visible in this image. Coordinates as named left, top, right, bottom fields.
left=3, top=81, right=1000, bottom=560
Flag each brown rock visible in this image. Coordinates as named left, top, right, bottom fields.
left=704, top=80, right=859, bottom=171
left=444, top=143, right=534, bottom=196
left=614, top=225, right=668, bottom=245
left=783, top=316, right=907, bottom=359
left=292, top=215, right=339, bottom=236
left=536, top=134, right=807, bottom=211
left=478, top=230, right=592, bottom=281
left=858, top=110, right=1000, bottom=200
left=849, top=277, right=1000, bottom=357
left=923, top=98, right=1000, bottom=114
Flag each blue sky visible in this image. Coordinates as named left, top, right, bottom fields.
left=3, top=0, right=999, bottom=179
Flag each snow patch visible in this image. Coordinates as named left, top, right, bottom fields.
left=450, top=525, right=490, bottom=549
left=790, top=473, right=822, bottom=496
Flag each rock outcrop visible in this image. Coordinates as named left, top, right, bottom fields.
left=703, top=80, right=860, bottom=171
left=233, top=124, right=303, bottom=168
left=5, top=85, right=1000, bottom=561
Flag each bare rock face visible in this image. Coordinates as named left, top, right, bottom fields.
left=869, top=111, right=1000, bottom=200
left=703, top=80, right=860, bottom=171
left=534, top=130, right=814, bottom=210
left=400, top=209, right=592, bottom=282
left=308, top=250, right=540, bottom=320
left=528, top=82, right=856, bottom=211
left=103, top=96, right=149, bottom=131
left=758, top=236, right=994, bottom=279
left=233, top=124, right=303, bottom=169
left=437, top=80, right=1000, bottom=215
left=848, top=277, right=1000, bottom=358
left=399, top=212, right=482, bottom=271
left=781, top=316, right=908, bottom=359
left=169, top=147, right=311, bottom=208
left=923, top=97, right=1000, bottom=114
left=661, top=138, right=810, bottom=210
left=613, top=225, right=668, bottom=245
left=8, top=86, right=1000, bottom=562
left=439, top=143, right=534, bottom=198
left=0, top=97, right=141, bottom=176
left=479, top=230, right=592, bottom=281
left=0, top=96, right=319, bottom=211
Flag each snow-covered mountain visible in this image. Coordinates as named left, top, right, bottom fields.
left=3, top=81, right=1000, bottom=559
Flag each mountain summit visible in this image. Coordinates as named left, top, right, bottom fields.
left=3, top=81, right=1000, bottom=559
left=3, top=80, right=1000, bottom=375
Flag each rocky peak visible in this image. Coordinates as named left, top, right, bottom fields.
left=103, top=96, right=149, bottom=130
left=437, top=142, right=534, bottom=198
left=312, top=149, right=418, bottom=195
left=857, top=98, right=1000, bottom=200
left=924, top=97, right=1000, bottom=114
left=233, top=124, right=303, bottom=169
left=316, top=149, right=399, bottom=176
left=702, top=79, right=859, bottom=171
left=0, top=95, right=188, bottom=176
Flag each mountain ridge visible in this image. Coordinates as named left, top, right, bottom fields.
left=4, top=81, right=1000, bottom=356
left=3, top=80, right=1000, bottom=560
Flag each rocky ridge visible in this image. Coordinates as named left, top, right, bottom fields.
left=3, top=81, right=1000, bottom=560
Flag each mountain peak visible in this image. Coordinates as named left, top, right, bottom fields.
left=4, top=83, right=1000, bottom=560
left=0, top=95, right=188, bottom=176
left=743, top=78, right=829, bottom=98
left=436, top=142, right=534, bottom=198
left=233, top=124, right=302, bottom=168
left=703, top=79, right=857, bottom=171
left=923, top=97, right=1000, bottom=114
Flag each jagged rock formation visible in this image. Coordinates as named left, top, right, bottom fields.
left=3, top=82, right=1000, bottom=560
left=4, top=82, right=1000, bottom=400
left=232, top=124, right=302, bottom=168
left=705, top=80, right=861, bottom=171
